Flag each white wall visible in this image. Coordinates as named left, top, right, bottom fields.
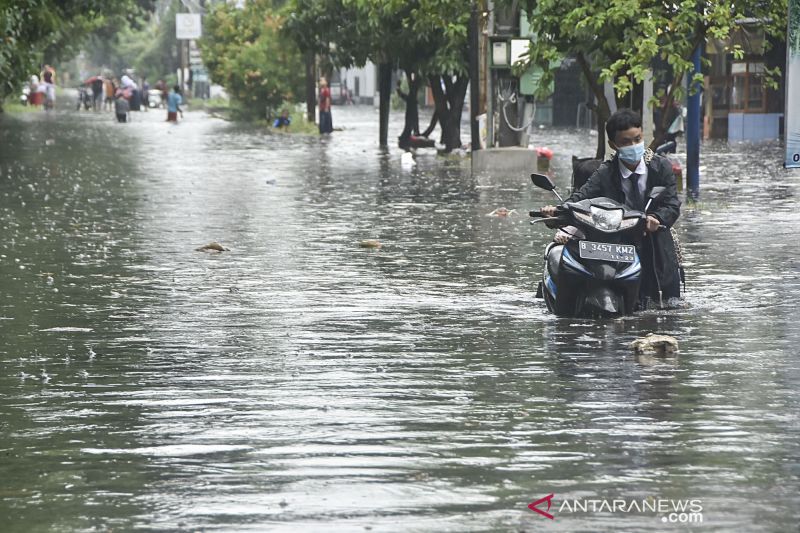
left=339, top=62, right=377, bottom=103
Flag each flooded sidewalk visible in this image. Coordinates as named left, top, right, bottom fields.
left=0, top=105, right=799, bottom=531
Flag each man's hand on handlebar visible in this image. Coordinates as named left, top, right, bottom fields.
left=541, top=205, right=558, bottom=217
left=645, top=215, right=661, bottom=233
left=553, top=230, right=570, bottom=244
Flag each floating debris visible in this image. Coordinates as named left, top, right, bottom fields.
left=358, top=239, right=382, bottom=249
left=400, top=151, right=416, bottom=170
left=487, top=207, right=517, bottom=217
left=195, top=242, right=230, bottom=252
left=39, top=327, right=93, bottom=332
left=629, top=334, right=679, bottom=355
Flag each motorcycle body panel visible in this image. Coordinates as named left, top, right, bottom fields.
left=536, top=197, right=645, bottom=317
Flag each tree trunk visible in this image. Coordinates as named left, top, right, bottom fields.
left=428, top=74, right=469, bottom=152
left=576, top=52, right=612, bottom=159
left=651, top=72, right=685, bottom=149
left=421, top=110, right=438, bottom=137
left=651, top=36, right=704, bottom=148
left=305, top=52, right=316, bottom=124
left=397, top=70, right=420, bottom=149
left=468, top=2, right=481, bottom=151
left=378, top=63, right=392, bottom=147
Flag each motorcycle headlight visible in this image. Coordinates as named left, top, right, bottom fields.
left=619, top=217, right=640, bottom=230
left=573, top=211, right=593, bottom=225
left=590, top=206, right=623, bottom=231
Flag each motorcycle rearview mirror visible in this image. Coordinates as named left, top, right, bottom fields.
left=530, top=173, right=563, bottom=202
left=648, top=186, right=667, bottom=201
left=530, top=173, right=555, bottom=190
left=644, top=186, right=667, bottom=213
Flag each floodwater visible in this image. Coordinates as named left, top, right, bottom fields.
left=1, top=102, right=799, bottom=533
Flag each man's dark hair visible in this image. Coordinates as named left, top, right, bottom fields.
left=605, top=108, right=642, bottom=141
left=173, top=84, right=180, bottom=93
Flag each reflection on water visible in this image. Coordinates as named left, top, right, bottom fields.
left=1, top=106, right=799, bottom=532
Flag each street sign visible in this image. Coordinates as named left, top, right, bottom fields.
left=176, top=13, right=202, bottom=40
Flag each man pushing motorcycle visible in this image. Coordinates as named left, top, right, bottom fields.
left=541, top=108, right=682, bottom=308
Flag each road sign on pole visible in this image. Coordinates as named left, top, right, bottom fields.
left=786, top=0, right=800, bottom=168
left=176, top=13, right=202, bottom=40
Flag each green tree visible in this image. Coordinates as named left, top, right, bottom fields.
left=282, top=0, right=363, bottom=123
left=791, top=1, right=800, bottom=54
left=0, top=0, right=154, bottom=110
left=519, top=0, right=788, bottom=158
left=283, top=0, right=471, bottom=151
left=200, top=0, right=305, bottom=118
left=410, top=0, right=472, bottom=152
left=84, top=0, right=181, bottom=81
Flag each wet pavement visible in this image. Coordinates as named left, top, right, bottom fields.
left=1, top=102, right=799, bottom=532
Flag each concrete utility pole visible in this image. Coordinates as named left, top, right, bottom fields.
left=469, top=2, right=481, bottom=151
left=180, top=41, right=185, bottom=92
left=178, top=0, right=204, bottom=95
left=486, top=1, right=495, bottom=148
left=378, top=63, right=391, bottom=147
left=641, top=70, right=654, bottom=142
left=686, top=45, right=702, bottom=200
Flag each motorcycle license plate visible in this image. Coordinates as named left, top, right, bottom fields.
left=578, top=241, right=635, bottom=262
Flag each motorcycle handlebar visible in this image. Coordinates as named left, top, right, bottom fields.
left=530, top=205, right=567, bottom=218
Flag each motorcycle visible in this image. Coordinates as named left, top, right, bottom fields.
left=147, top=89, right=163, bottom=108
left=530, top=172, right=668, bottom=317
left=76, top=86, right=93, bottom=111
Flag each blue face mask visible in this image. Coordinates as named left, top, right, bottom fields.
left=617, top=142, right=645, bottom=164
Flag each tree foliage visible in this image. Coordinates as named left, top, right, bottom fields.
left=200, top=0, right=305, bottom=117
left=0, top=0, right=154, bottom=107
left=791, top=0, right=800, bottom=54
left=84, top=0, right=181, bottom=81
left=519, top=0, right=788, bottom=156
left=282, top=0, right=473, bottom=149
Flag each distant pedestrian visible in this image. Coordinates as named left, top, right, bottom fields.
left=114, top=90, right=130, bottom=123
left=40, top=65, right=56, bottom=85
left=42, top=69, right=56, bottom=110
left=155, top=79, right=167, bottom=108
left=318, top=77, right=333, bottom=134
left=166, top=84, right=183, bottom=122
left=141, top=77, right=150, bottom=111
left=90, top=75, right=103, bottom=111
left=103, top=78, right=115, bottom=111
left=28, top=74, right=44, bottom=106
left=120, top=74, right=137, bottom=90
left=273, top=109, right=291, bottom=129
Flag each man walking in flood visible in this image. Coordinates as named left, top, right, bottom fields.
left=318, top=77, right=333, bottom=134
left=166, top=85, right=183, bottom=122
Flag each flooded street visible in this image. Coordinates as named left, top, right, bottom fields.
left=1, top=104, right=799, bottom=532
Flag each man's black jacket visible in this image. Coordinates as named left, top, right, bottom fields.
left=566, top=152, right=682, bottom=293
